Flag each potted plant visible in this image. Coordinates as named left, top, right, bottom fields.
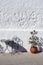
left=29, top=30, right=39, bottom=53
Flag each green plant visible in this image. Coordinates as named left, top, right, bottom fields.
left=29, top=30, right=39, bottom=47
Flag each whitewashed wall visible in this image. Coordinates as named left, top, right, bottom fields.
left=0, top=0, right=43, bottom=53
left=0, top=30, right=43, bottom=53
left=0, top=0, right=43, bottom=29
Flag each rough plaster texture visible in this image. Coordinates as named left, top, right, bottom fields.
left=0, top=30, right=43, bottom=52
left=0, top=0, right=43, bottom=29
left=0, top=0, right=43, bottom=52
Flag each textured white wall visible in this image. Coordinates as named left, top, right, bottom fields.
left=0, top=0, right=43, bottom=29
left=0, top=30, right=43, bottom=53
left=0, top=0, right=43, bottom=53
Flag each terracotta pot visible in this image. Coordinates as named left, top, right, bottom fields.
left=30, top=46, right=37, bottom=53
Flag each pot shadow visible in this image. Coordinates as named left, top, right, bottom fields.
left=37, top=37, right=43, bottom=53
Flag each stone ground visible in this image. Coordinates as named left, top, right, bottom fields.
left=0, top=52, right=43, bottom=65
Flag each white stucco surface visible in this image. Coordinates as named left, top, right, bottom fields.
left=0, top=30, right=43, bottom=53
left=0, top=0, right=43, bottom=29
left=0, top=0, right=43, bottom=53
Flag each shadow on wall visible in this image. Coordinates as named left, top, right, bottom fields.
left=37, top=38, right=43, bottom=52
left=0, top=37, right=27, bottom=53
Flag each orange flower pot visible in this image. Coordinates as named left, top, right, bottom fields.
left=30, top=46, right=37, bottom=53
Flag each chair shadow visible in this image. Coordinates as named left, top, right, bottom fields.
left=5, top=40, right=27, bottom=52
left=1, top=37, right=27, bottom=53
